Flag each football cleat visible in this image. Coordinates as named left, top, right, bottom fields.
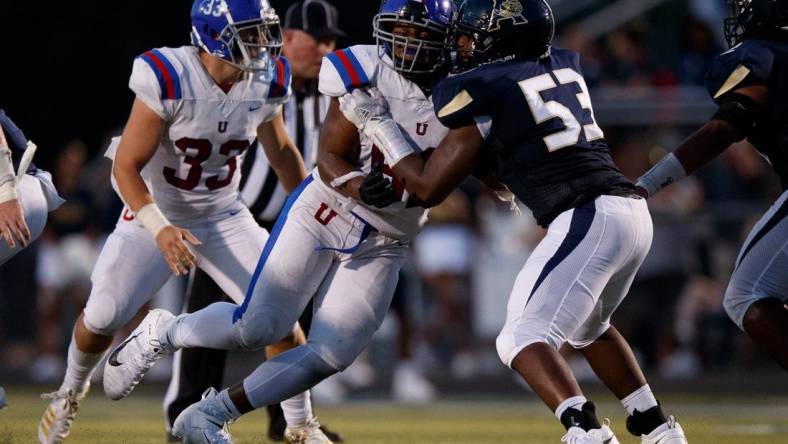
left=284, top=418, right=334, bottom=444
left=38, top=382, right=90, bottom=444
left=640, top=416, right=687, bottom=444
left=172, top=388, right=234, bottom=444
left=561, top=420, right=621, bottom=444
left=103, top=309, right=175, bottom=400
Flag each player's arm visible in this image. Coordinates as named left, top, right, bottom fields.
left=257, top=111, right=308, bottom=194
left=114, top=98, right=200, bottom=275
left=637, top=85, right=768, bottom=196
left=316, top=99, right=364, bottom=200
left=390, top=125, right=483, bottom=207
left=0, top=121, right=29, bottom=248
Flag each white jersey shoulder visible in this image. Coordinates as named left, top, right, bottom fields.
left=319, top=45, right=379, bottom=97
left=121, top=46, right=293, bottom=225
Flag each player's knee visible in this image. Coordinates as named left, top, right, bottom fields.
left=496, top=330, right=561, bottom=367
left=234, top=314, right=293, bottom=351
left=305, top=339, right=362, bottom=372
left=82, top=296, right=123, bottom=336
left=723, top=284, right=750, bottom=330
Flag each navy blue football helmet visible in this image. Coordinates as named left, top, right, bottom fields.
left=190, top=0, right=283, bottom=74
left=725, top=0, right=788, bottom=47
left=451, top=0, right=554, bottom=72
left=373, top=0, right=456, bottom=75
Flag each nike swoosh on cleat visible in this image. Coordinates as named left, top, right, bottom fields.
left=603, top=438, right=612, bottom=444
left=108, top=333, right=141, bottom=367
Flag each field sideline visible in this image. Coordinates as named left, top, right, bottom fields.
left=1, top=387, right=787, bottom=443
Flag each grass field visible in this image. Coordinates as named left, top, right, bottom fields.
left=1, top=387, right=787, bottom=443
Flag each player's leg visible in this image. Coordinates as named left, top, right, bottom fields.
left=39, top=213, right=171, bottom=444
left=724, top=191, right=788, bottom=370
left=496, top=198, right=637, bottom=441
left=0, top=174, right=49, bottom=265
left=196, top=209, right=329, bottom=438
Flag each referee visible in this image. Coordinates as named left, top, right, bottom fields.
left=163, top=2, right=344, bottom=441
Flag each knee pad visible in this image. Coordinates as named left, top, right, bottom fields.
left=496, top=327, right=564, bottom=368
left=234, top=312, right=294, bottom=351
left=82, top=295, right=123, bottom=337
left=723, top=284, right=752, bottom=331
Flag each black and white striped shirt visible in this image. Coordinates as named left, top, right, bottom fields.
left=239, top=82, right=330, bottom=225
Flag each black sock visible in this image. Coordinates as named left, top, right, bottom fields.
left=626, top=405, right=667, bottom=436
left=560, top=402, right=602, bottom=431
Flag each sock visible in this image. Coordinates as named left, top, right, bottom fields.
left=621, top=385, right=658, bottom=415
left=559, top=401, right=602, bottom=432
left=243, top=345, right=336, bottom=409
left=163, top=302, right=241, bottom=350
left=555, top=395, right=587, bottom=422
left=281, top=390, right=314, bottom=427
left=60, top=334, right=104, bottom=393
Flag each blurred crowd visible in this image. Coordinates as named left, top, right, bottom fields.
left=0, top=1, right=782, bottom=400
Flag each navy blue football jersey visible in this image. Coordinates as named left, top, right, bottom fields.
left=705, top=39, right=788, bottom=190
left=0, top=109, right=37, bottom=175
left=432, top=48, right=633, bottom=227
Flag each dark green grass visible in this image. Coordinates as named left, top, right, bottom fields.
left=1, top=387, right=787, bottom=443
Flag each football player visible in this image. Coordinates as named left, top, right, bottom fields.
left=0, top=110, right=63, bottom=264
left=106, top=1, right=455, bottom=442
left=636, top=0, right=788, bottom=371
left=341, top=1, right=687, bottom=443
left=37, top=1, right=321, bottom=443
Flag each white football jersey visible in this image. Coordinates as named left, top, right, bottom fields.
left=123, top=46, right=291, bottom=225
left=317, top=45, right=448, bottom=240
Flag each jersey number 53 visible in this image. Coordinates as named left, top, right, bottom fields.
left=519, top=68, right=604, bottom=152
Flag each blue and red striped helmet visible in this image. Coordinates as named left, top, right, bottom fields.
left=190, top=0, right=283, bottom=74
left=373, top=0, right=457, bottom=76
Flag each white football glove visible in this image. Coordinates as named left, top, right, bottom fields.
left=339, top=88, right=417, bottom=167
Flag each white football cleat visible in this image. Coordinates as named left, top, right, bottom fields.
left=103, top=309, right=175, bottom=400
left=641, top=417, right=687, bottom=444
left=284, top=418, right=334, bottom=444
left=172, top=388, right=234, bottom=444
left=561, top=420, right=621, bottom=444
left=38, top=382, right=90, bottom=444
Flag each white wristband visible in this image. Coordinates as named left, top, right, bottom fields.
left=636, top=152, right=687, bottom=197
left=330, top=170, right=365, bottom=188
left=368, top=119, right=416, bottom=167
left=0, top=176, right=18, bottom=204
left=136, top=203, right=171, bottom=238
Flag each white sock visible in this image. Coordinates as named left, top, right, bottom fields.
left=555, top=395, right=587, bottom=422
left=622, top=384, right=658, bottom=415
left=60, top=334, right=104, bottom=393
left=281, top=390, right=314, bottom=428
left=163, top=302, right=241, bottom=350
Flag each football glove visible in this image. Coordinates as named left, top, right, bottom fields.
left=359, top=165, right=398, bottom=208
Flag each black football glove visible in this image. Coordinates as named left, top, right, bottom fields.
left=359, top=165, right=398, bottom=208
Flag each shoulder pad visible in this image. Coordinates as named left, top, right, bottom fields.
left=267, top=56, right=292, bottom=101
left=135, top=48, right=184, bottom=101
left=319, top=45, right=376, bottom=97
left=0, top=109, right=28, bottom=152
left=432, top=74, right=483, bottom=129
left=706, top=40, right=774, bottom=101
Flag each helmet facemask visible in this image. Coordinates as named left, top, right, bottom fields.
left=725, top=0, right=752, bottom=47
left=192, top=3, right=283, bottom=74
left=373, top=13, right=451, bottom=75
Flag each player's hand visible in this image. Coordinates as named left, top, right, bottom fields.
left=359, top=165, right=398, bottom=208
left=0, top=198, right=30, bottom=248
left=338, top=87, right=391, bottom=131
left=155, top=226, right=201, bottom=276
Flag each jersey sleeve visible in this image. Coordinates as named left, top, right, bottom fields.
left=264, top=56, right=292, bottom=107
left=129, top=50, right=182, bottom=121
left=0, top=109, right=29, bottom=153
left=705, top=40, right=774, bottom=102
left=432, top=75, right=489, bottom=130
left=319, top=46, right=376, bottom=97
